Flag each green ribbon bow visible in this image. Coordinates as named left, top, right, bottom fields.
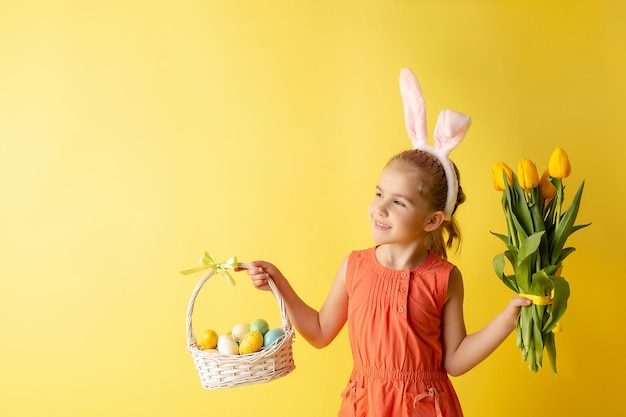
left=180, top=252, right=238, bottom=287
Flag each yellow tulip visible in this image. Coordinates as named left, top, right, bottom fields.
left=491, top=162, right=513, bottom=191
left=517, top=158, right=539, bottom=191
left=548, top=147, right=571, bottom=179
left=539, top=169, right=556, bottom=200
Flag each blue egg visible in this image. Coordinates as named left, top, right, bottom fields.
left=263, top=327, right=285, bottom=348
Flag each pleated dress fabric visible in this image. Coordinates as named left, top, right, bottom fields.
left=338, top=247, right=464, bottom=417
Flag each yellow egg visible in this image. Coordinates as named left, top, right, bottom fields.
left=198, top=329, right=218, bottom=350
left=238, top=330, right=264, bottom=354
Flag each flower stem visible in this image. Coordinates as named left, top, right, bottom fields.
left=503, top=194, right=518, bottom=247
left=555, top=179, right=564, bottom=230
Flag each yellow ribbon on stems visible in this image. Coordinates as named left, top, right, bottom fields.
left=519, top=293, right=552, bottom=305
left=519, top=290, right=563, bottom=334
left=180, top=252, right=238, bottom=287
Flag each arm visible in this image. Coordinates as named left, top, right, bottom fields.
left=242, top=258, right=349, bottom=349
left=441, top=267, right=532, bottom=377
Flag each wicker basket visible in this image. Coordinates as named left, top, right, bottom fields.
left=186, top=262, right=295, bottom=390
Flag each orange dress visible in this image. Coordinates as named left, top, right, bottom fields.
left=338, top=247, right=464, bottom=417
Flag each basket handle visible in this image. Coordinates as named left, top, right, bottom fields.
left=185, top=262, right=291, bottom=348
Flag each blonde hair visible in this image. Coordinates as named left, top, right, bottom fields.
left=387, top=149, right=466, bottom=259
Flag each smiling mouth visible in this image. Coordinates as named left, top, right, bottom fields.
left=375, top=221, right=390, bottom=230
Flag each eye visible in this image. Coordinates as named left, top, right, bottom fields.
left=394, top=199, right=406, bottom=207
left=375, top=191, right=383, bottom=198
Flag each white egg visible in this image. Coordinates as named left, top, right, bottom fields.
left=217, top=334, right=239, bottom=355
left=231, top=323, right=250, bottom=341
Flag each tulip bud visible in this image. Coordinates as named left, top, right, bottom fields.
left=548, top=147, right=571, bottom=179
left=517, top=158, right=539, bottom=191
left=539, top=169, right=556, bottom=200
left=491, top=162, right=513, bottom=191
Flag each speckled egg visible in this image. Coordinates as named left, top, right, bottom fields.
left=239, top=331, right=264, bottom=354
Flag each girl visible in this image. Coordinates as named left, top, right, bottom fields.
left=239, top=69, right=531, bottom=417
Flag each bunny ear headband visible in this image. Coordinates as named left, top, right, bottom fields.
left=399, top=68, right=472, bottom=220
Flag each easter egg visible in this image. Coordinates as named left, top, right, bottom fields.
left=198, top=329, right=218, bottom=350
left=250, top=318, right=269, bottom=335
left=263, top=327, right=285, bottom=348
left=231, top=323, right=250, bottom=342
left=238, top=330, right=264, bottom=354
left=217, top=334, right=239, bottom=355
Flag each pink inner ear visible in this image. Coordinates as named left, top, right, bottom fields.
left=433, top=110, right=471, bottom=157
left=400, top=68, right=428, bottom=148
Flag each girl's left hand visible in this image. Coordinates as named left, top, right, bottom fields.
left=502, top=295, right=532, bottom=325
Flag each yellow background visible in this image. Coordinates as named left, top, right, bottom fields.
left=1, top=1, right=623, bottom=416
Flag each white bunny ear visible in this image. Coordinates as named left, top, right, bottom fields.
left=399, top=68, right=428, bottom=149
left=433, top=109, right=471, bottom=158
left=397, top=68, right=471, bottom=220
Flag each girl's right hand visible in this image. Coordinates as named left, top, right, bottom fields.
left=236, top=260, right=285, bottom=291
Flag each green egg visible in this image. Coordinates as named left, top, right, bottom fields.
left=250, top=318, right=269, bottom=335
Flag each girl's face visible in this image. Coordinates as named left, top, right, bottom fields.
left=368, top=161, right=437, bottom=245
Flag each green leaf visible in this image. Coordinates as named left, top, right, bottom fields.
left=529, top=269, right=551, bottom=291
left=528, top=193, right=550, bottom=268
left=518, top=231, right=546, bottom=263
left=551, top=223, right=590, bottom=265
left=516, top=257, right=532, bottom=292
left=542, top=264, right=561, bottom=276
left=501, top=191, right=518, bottom=247
left=509, top=174, right=535, bottom=236
left=516, top=318, right=523, bottom=349
left=532, top=315, right=543, bottom=368
left=570, top=222, right=592, bottom=235
left=527, top=298, right=545, bottom=369
left=545, top=331, right=557, bottom=374
left=520, top=304, right=533, bottom=353
left=543, top=194, right=558, bottom=225
left=550, top=181, right=586, bottom=264
left=505, top=243, right=519, bottom=253
left=542, top=276, right=570, bottom=333
left=504, top=249, right=518, bottom=269
left=504, top=274, right=518, bottom=289
left=490, top=231, right=510, bottom=245
left=555, top=247, right=576, bottom=264
left=527, top=334, right=538, bottom=373
left=530, top=270, right=553, bottom=297
left=493, top=253, right=519, bottom=292
left=510, top=212, right=529, bottom=244
left=493, top=252, right=505, bottom=276
left=529, top=270, right=552, bottom=355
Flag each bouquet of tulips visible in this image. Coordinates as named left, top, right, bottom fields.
left=491, top=147, right=590, bottom=373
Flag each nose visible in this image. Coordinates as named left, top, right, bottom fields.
left=372, top=199, right=389, bottom=216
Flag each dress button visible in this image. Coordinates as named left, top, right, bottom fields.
left=401, top=287, right=407, bottom=292
left=401, top=272, right=407, bottom=277
left=398, top=307, right=405, bottom=313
